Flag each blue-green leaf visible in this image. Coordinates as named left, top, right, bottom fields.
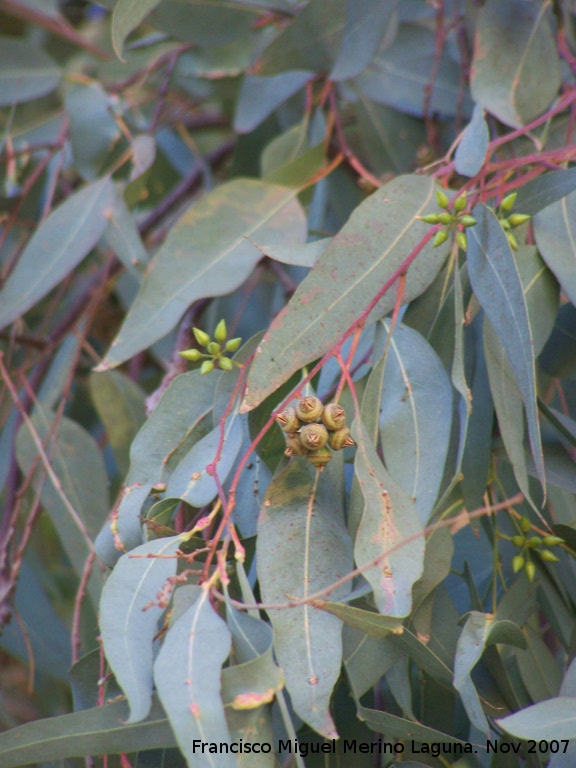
left=234, top=71, right=314, bottom=133
left=454, top=103, right=488, bottom=177
left=0, top=177, right=116, bottom=330
left=257, top=457, right=352, bottom=738
left=99, top=536, right=183, bottom=723
left=467, top=203, right=544, bottom=490
left=515, top=168, right=576, bottom=215
left=0, top=37, right=61, bottom=105
left=154, top=589, right=234, bottom=768
left=497, top=697, right=576, bottom=741
left=352, top=420, right=424, bottom=617
left=533, top=188, right=576, bottom=307
left=377, top=320, right=453, bottom=524
left=453, top=611, right=492, bottom=734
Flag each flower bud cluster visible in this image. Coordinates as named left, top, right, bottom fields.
left=419, top=189, right=477, bottom=252
left=179, top=319, right=242, bottom=374
left=275, top=396, right=355, bottom=470
left=506, top=515, right=564, bottom=582
left=495, top=192, right=531, bottom=251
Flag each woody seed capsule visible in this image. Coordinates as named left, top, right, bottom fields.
left=328, top=426, right=355, bottom=450
left=284, top=433, right=309, bottom=456
left=299, top=423, right=329, bottom=450
left=321, top=402, right=347, bottom=430
left=275, top=406, right=300, bottom=433
left=296, top=396, right=323, bottom=422
left=306, top=446, right=332, bottom=469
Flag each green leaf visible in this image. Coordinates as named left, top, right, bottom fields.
left=0, top=698, right=176, bottom=768
left=329, top=0, right=398, bottom=82
left=99, top=536, right=182, bottom=723
left=259, top=0, right=346, bottom=75
left=356, top=24, right=471, bottom=118
left=65, top=84, right=121, bottom=180
left=102, top=186, right=150, bottom=279
left=89, top=370, right=147, bottom=478
left=241, top=174, right=449, bottom=412
left=515, top=168, right=576, bottom=215
left=165, top=416, right=243, bottom=507
left=470, top=0, right=559, bottom=127
left=312, top=601, right=404, bottom=639
left=357, top=702, right=468, bottom=745
left=533, top=188, right=576, bottom=307
left=539, top=304, right=576, bottom=380
left=468, top=204, right=544, bottom=491
left=100, top=179, right=306, bottom=369
left=453, top=611, right=493, bottom=734
left=257, top=457, right=352, bottom=737
left=254, top=238, right=330, bottom=268
left=454, top=103, right=489, bottom=177
left=0, top=176, right=116, bottom=330
left=234, top=71, right=314, bottom=134
left=377, top=320, right=453, bottom=525
left=0, top=36, right=61, bottom=105
left=351, top=420, right=424, bottom=617
left=15, top=409, right=108, bottom=603
left=496, top=697, right=576, bottom=740
left=112, top=0, right=162, bottom=61
left=154, top=589, right=234, bottom=768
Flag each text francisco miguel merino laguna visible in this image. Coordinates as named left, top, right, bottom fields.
left=191, top=739, right=476, bottom=758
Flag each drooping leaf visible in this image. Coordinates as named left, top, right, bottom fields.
left=329, top=0, right=398, bottom=82
left=89, top=370, right=147, bottom=478
left=312, top=600, right=404, bottom=639
left=154, top=588, right=234, bottom=768
left=241, top=174, right=449, bottom=412
left=0, top=176, right=116, bottom=329
left=258, top=0, right=346, bottom=75
left=533, top=188, right=576, bottom=307
left=377, top=320, right=453, bottom=525
left=234, top=71, right=314, bottom=134
left=453, top=611, right=492, bottom=734
left=496, top=697, right=576, bottom=741
left=102, top=187, right=150, bottom=279
left=467, top=203, right=544, bottom=491
left=257, top=457, right=352, bottom=737
left=112, top=0, right=162, bottom=61
left=352, top=420, right=424, bottom=617
left=254, top=238, right=330, bottom=268
left=65, top=84, right=121, bottom=180
left=470, top=0, right=559, bottom=127
left=165, top=416, right=243, bottom=508
left=0, top=36, right=61, bottom=105
left=100, top=179, right=306, bottom=369
left=15, top=409, right=108, bottom=603
left=454, top=102, right=489, bottom=177
left=356, top=24, right=472, bottom=118
left=99, top=536, right=183, bottom=723
left=0, top=698, right=175, bottom=768
left=515, top=168, right=576, bottom=215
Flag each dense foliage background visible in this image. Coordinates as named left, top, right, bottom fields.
left=2, top=0, right=576, bottom=766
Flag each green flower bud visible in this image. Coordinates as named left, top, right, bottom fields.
left=214, top=319, right=227, bottom=343
left=193, top=327, right=211, bottom=347
left=225, top=337, right=242, bottom=353
left=538, top=549, right=560, bottom=563
left=433, top=229, right=449, bottom=248
left=179, top=348, right=203, bottom=362
left=435, top=188, right=450, bottom=210
left=541, top=535, right=564, bottom=547
left=506, top=232, right=519, bottom=251
left=500, top=218, right=511, bottom=230
left=511, top=535, right=525, bottom=548
left=455, top=231, right=468, bottom=252
left=527, top=536, right=542, bottom=548
left=512, top=555, right=524, bottom=573
left=454, top=193, right=467, bottom=212
left=460, top=215, right=477, bottom=228
left=420, top=213, right=440, bottom=224
left=500, top=192, right=517, bottom=211
left=207, top=342, right=220, bottom=356
left=519, top=517, right=532, bottom=533
left=438, top=212, right=453, bottom=225
left=200, top=360, right=214, bottom=375
left=525, top=560, right=536, bottom=581
left=507, top=213, right=531, bottom=228
left=219, top=356, right=233, bottom=371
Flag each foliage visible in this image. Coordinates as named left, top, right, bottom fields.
left=2, top=1, right=576, bottom=767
